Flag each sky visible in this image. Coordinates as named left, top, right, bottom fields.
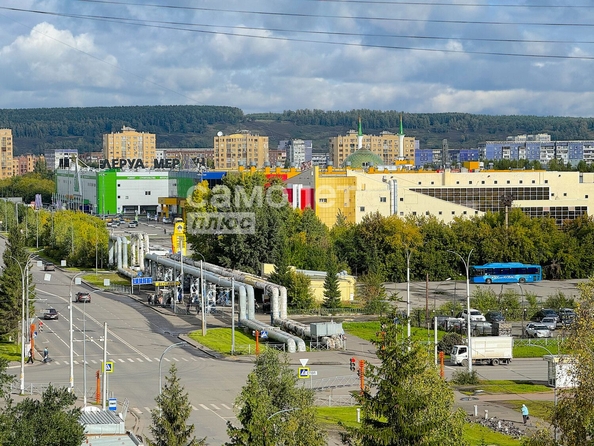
left=1, top=1, right=594, bottom=116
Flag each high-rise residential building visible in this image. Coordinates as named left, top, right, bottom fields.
left=214, top=130, right=269, bottom=169
left=45, top=148, right=78, bottom=171
left=287, top=139, right=306, bottom=166
left=0, top=129, right=13, bottom=179
left=102, top=126, right=156, bottom=167
left=329, top=129, right=416, bottom=167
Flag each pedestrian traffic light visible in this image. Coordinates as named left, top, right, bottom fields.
left=357, top=369, right=360, bottom=377
left=350, top=357, right=356, bottom=372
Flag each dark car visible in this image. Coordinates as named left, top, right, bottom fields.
left=43, top=262, right=55, bottom=271
left=531, top=308, right=559, bottom=323
left=558, top=308, right=576, bottom=325
left=485, top=311, right=505, bottom=323
left=43, top=308, right=59, bottom=320
left=76, top=292, right=91, bottom=303
left=470, top=321, right=493, bottom=336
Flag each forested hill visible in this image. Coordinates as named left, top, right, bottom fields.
left=2, top=105, right=594, bottom=155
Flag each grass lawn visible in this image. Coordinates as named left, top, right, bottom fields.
left=0, top=342, right=21, bottom=362
left=83, top=272, right=130, bottom=287
left=188, top=328, right=258, bottom=354
left=457, top=380, right=552, bottom=395
left=500, top=400, right=555, bottom=423
left=464, top=422, right=523, bottom=445
left=315, top=407, right=523, bottom=445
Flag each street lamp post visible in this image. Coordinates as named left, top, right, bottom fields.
left=406, top=249, right=411, bottom=341
left=517, top=283, right=525, bottom=336
left=193, top=252, right=207, bottom=336
left=433, top=278, right=452, bottom=314
left=69, top=272, right=85, bottom=392
left=159, top=342, right=186, bottom=396
left=267, top=407, right=300, bottom=446
left=448, top=249, right=474, bottom=372
left=8, top=253, right=38, bottom=394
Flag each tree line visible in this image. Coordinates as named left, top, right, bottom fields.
left=4, top=104, right=594, bottom=154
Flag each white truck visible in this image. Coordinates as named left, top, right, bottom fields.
left=450, top=336, right=513, bottom=366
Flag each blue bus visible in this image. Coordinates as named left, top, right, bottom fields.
left=470, top=262, right=542, bottom=284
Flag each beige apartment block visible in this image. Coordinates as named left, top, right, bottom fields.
left=329, top=131, right=415, bottom=167
left=214, top=130, right=269, bottom=169
left=13, top=154, right=42, bottom=176
left=0, top=129, right=13, bottom=179
left=103, top=126, right=156, bottom=167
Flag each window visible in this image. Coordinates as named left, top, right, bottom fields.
left=431, top=181, right=434, bottom=185
left=412, top=211, right=417, bottom=215
left=463, top=211, right=467, bottom=215
left=380, top=197, right=387, bottom=203
left=425, top=211, right=430, bottom=215
left=456, top=181, right=460, bottom=184
left=452, top=211, right=455, bottom=215
left=519, top=180, right=523, bottom=184
left=563, top=193, right=567, bottom=196
left=418, top=182, right=422, bottom=185
left=469, top=181, right=473, bottom=185
left=117, top=195, right=121, bottom=199
left=145, top=191, right=151, bottom=195
left=481, top=181, right=485, bottom=184
left=360, top=207, right=365, bottom=212
left=400, top=197, right=404, bottom=202
left=507, top=180, right=511, bottom=184
left=438, top=211, right=442, bottom=215
left=532, top=180, right=536, bottom=184
left=586, top=195, right=589, bottom=199
left=545, top=180, right=548, bottom=184
left=319, top=198, right=328, bottom=203
left=494, top=181, right=498, bottom=184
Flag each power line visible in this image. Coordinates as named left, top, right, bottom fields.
left=2, top=6, right=594, bottom=60
left=75, top=0, right=594, bottom=28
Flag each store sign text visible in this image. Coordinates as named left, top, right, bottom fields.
left=100, top=158, right=181, bottom=169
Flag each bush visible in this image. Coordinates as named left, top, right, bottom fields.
left=437, top=332, right=464, bottom=353
left=451, top=369, right=479, bottom=385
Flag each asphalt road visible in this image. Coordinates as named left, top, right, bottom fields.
left=1, top=231, right=558, bottom=444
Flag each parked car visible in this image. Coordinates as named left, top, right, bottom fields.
left=43, top=308, right=59, bottom=320
left=525, top=323, right=553, bottom=338
left=43, top=262, right=55, bottom=271
left=485, top=311, right=505, bottom=323
left=76, top=292, right=91, bottom=303
left=558, top=308, right=576, bottom=325
left=109, top=221, right=120, bottom=228
left=162, top=217, right=172, bottom=224
left=531, top=309, right=559, bottom=323
left=540, top=316, right=557, bottom=331
left=457, top=308, right=486, bottom=322
left=128, top=220, right=138, bottom=228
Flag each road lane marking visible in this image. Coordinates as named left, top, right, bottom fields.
left=144, top=407, right=152, bottom=413
left=222, top=404, right=232, bottom=410
left=191, top=405, right=198, bottom=411
left=173, top=357, right=179, bottom=361
left=163, top=358, right=170, bottom=362
left=210, top=404, right=220, bottom=410
left=118, top=358, right=125, bottom=363
left=91, top=360, right=97, bottom=364
left=199, top=404, right=209, bottom=410
left=133, top=408, right=142, bottom=414
left=136, top=358, right=143, bottom=362
left=145, top=358, right=152, bottom=362
left=73, top=360, right=79, bottom=365
left=127, top=358, right=134, bottom=362
left=182, top=358, right=189, bottom=362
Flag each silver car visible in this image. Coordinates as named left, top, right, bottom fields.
left=525, top=323, right=552, bottom=338
left=540, top=317, right=557, bottom=331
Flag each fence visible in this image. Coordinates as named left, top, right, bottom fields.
left=314, top=394, right=357, bottom=407
left=287, top=307, right=365, bottom=316
left=107, top=284, right=132, bottom=295
left=232, top=343, right=286, bottom=355
left=513, top=337, right=565, bottom=349
left=13, top=382, right=96, bottom=399
left=310, top=375, right=359, bottom=391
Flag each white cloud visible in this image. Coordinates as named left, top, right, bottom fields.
left=0, top=1, right=593, bottom=115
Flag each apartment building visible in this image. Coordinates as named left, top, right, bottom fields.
left=0, top=129, right=13, bottom=179
left=102, top=126, right=156, bottom=167
left=329, top=130, right=416, bottom=167
left=213, top=130, right=269, bottom=169
left=13, top=154, right=42, bottom=175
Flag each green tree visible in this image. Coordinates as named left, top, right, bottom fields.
left=343, top=312, right=467, bottom=446
left=288, top=271, right=315, bottom=309
left=357, top=271, right=390, bottom=315
left=148, top=364, right=205, bottom=446
left=322, top=258, right=341, bottom=308
left=226, top=349, right=326, bottom=446
left=0, top=385, right=85, bottom=446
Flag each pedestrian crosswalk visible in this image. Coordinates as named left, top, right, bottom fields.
left=130, top=402, right=235, bottom=416
left=49, top=356, right=214, bottom=366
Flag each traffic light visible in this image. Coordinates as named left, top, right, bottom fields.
left=357, top=369, right=360, bottom=377
left=350, top=357, right=356, bottom=372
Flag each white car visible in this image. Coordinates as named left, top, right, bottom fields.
left=525, top=323, right=552, bottom=338
left=458, top=308, right=486, bottom=322
left=540, top=317, right=557, bottom=331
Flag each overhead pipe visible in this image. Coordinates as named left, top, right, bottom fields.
left=146, top=254, right=304, bottom=352
left=122, top=238, right=129, bottom=269
left=187, top=258, right=310, bottom=338
left=116, top=237, right=122, bottom=270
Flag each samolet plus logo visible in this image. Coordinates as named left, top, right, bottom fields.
left=185, top=184, right=287, bottom=235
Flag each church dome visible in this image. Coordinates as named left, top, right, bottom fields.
left=343, top=149, right=384, bottom=169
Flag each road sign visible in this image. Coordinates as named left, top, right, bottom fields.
left=102, top=361, right=114, bottom=373
left=299, top=358, right=309, bottom=367
left=132, top=277, right=153, bottom=285
left=309, top=370, right=318, bottom=376
left=298, top=367, right=310, bottom=378
left=108, top=397, right=117, bottom=412
left=33, top=331, right=37, bottom=339
left=260, top=330, right=268, bottom=339
left=154, top=281, right=180, bottom=287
